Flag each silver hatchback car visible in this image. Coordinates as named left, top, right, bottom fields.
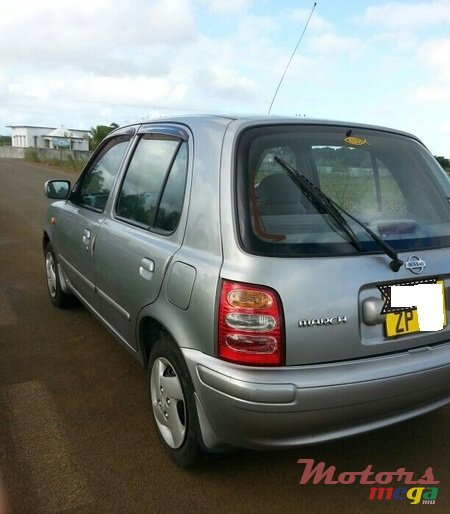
left=43, top=115, right=450, bottom=466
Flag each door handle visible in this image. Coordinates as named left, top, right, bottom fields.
left=82, top=228, right=91, bottom=248
left=139, top=258, right=155, bottom=280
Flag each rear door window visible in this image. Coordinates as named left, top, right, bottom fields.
left=116, top=136, right=188, bottom=233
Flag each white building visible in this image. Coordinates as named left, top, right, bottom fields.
left=8, top=125, right=90, bottom=151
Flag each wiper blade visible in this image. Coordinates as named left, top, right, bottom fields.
left=274, top=156, right=363, bottom=252
left=274, top=156, right=404, bottom=272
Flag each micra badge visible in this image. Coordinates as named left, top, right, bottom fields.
left=298, top=316, right=347, bottom=328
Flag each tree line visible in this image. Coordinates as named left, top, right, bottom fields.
left=88, top=123, right=119, bottom=150
left=435, top=156, right=450, bottom=172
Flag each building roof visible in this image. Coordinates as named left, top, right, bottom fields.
left=44, top=126, right=86, bottom=139
left=8, top=124, right=89, bottom=134
left=7, top=125, right=55, bottom=130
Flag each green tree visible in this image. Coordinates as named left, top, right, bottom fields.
left=89, top=123, right=119, bottom=150
left=0, top=135, right=12, bottom=146
left=435, top=155, right=450, bottom=172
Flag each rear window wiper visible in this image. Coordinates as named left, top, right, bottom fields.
left=274, top=156, right=403, bottom=272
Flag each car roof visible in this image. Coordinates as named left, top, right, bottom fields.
left=114, top=114, right=421, bottom=143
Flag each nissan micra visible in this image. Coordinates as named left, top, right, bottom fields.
left=43, top=115, right=450, bottom=466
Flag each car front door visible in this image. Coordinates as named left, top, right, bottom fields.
left=53, top=131, right=133, bottom=306
left=92, top=125, right=190, bottom=349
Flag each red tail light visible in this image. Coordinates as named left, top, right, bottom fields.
left=218, top=280, right=284, bottom=366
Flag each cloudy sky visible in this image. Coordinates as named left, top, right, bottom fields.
left=1, top=0, right=450, bottom=155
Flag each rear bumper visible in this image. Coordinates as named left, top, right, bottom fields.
left=182, top=343, right=450, bottom=450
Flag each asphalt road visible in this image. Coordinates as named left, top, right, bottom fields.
left=0, top=157, right=449, bottom=514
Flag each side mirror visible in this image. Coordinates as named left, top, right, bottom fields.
left=44, top=180, right=71, bottom=200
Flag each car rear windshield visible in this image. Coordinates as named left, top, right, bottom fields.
left=236, top=124, right=450, bottom=257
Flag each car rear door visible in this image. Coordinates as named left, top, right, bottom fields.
left=52, top=131, right=133, bottom=306
left=231, top=123, right=450, bottom=365
left=92, top=124, right=190, bottom=349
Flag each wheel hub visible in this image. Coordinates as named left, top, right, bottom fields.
left=150, top=357, right=186, bottom=449
left=45, top=252, right=57, bottom=298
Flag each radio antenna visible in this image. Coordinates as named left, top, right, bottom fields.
left=267, top=2, right=317, bottom=115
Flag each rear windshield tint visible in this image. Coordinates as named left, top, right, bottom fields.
left=236, top=125, right=450, bottom=257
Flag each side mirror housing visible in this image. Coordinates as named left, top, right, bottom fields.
left=44, top=180, right=71, bottom=200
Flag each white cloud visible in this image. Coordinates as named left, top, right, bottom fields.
left=362, top=0, right=450, bottom=30
left=410, top=85, right=450, bottom=104
left=308, top=33, right=363, bottom=55
left=286, top=9, right=332, bottom=33
left=203, top=0, right=252, bottom=14
left=418, top=38, right=450, bottom=77
left=0, top=0, right=197, bottom=70
left=7, top=72, right=189, bottom=108
left=439, top=121, right=450, bottom=134
left=196, top=65, right=257, bottom=99
left=408, top=37, right=450, bottom=104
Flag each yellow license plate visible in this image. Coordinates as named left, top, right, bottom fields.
left=385, top=280, right=447, bottom=337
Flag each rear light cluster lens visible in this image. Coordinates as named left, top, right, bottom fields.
left=225, top=313, right=276, bottom=331
left=218, top=280, right=284, bottom=366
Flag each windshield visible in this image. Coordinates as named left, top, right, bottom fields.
left=236, top=124, right=450, bottom=257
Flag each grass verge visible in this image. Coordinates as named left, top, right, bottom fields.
left=25, top=149, right=88, bottom=173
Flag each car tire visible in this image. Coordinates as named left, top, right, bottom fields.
left=44, top=242, right=74, bottom=308
left=148, top=335, right=201, bottom=468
